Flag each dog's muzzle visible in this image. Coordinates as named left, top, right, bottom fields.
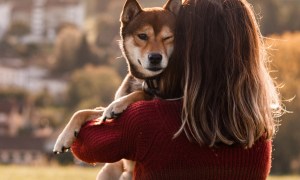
left=147, top=53, right=163, bottom=72
left=148, top=53, right=162, bottom=65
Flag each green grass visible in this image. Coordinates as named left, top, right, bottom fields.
left=0, top=165, right=299, bottom=180
left=268, top=176, right=300, bottom=180
left=0, top=165, right=100, bottom=180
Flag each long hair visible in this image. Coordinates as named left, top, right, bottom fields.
left=162, top=0, right=283, bottom=148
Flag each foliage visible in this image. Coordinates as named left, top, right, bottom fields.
left=31, top=89, right=67, bottom=129
left=0, top=21, right=39, bottom=58
left=51, top=25, right=103, bottom=76
left=0, top=88, right=28, bottom=102
left=266, top=32, right=300, bottom=174
left=6, top=21, right=30, bottom=38
left=34, top=107, right=65, bottom=128
left=66, top=65, right=122, bottom=114
left=0, top=37, right=40, bottom=59
left=249, top=0, right=300, bottom=35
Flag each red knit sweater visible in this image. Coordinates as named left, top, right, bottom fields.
left=71, top=98, right=272, bottom=180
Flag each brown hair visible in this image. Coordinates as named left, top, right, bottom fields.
left=161, top=0, right=283, bottom=147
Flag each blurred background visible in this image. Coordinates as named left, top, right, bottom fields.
left=0, top=0, right=299, bottom=179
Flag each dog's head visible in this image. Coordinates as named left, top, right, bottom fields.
left=120, top=0, right=181, bottom=79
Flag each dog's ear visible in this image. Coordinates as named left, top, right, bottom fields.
left=163, top=0, right=182, bottom=15
left=121, top=0, right=142, bottom=24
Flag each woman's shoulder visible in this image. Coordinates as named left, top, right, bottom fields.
left=118, top=98, right=182, bottom=128
left=126, top=98, right=182, bottom=114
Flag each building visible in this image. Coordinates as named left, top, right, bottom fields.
left=45, top=0, right=85, bottom=42
left=0, top=59, right=67, bottom=96
left=0, top=0, right=85, bottom=43
left=0, top=1, right=11, bottom=39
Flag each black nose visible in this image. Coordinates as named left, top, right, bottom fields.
left=148, top=53, right=162, bottom=65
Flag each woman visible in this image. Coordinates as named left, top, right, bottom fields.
left=71, top=0, right=283, bottom=179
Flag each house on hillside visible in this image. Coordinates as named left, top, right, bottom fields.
left=0, top=1, right=11, bottom=39
left=45, top=0, right=85, bottom=41
left=0, top=0, right=85, bottom=43
left=0, top=60, right=67, bottom=96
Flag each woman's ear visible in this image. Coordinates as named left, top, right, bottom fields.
left=121, top=0, right=143, bottom=24
left=163, top=0, right=182, bottom=15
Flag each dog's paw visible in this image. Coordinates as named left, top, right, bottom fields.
left=100, top=99, right=128, bottom=121
left=53, top=129, right=79, bottom=154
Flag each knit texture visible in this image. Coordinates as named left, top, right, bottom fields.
left=71, top=98, right=272, bottom=180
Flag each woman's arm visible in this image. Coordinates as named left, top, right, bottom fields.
left=70, top=100, right=157, bottom=164
left=71, top=118, right=129, bottom=163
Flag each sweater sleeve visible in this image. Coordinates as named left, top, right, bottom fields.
left=71, top=101, right=153, bottom=164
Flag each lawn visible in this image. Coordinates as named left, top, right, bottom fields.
left=0, top=165, right=100, bottom=180
left=0, top=165, right=299, bottom=180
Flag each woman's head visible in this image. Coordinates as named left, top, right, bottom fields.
left=164, top=0, right=282, bottom=147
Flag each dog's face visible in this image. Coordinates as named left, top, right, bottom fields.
left=120, top=0, right=181, bottom=79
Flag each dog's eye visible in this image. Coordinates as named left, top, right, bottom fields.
left=137, top=34, right=148, bottom=41
left=163, top=36, right=173, bottom=41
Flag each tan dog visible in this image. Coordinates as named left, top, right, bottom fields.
left=54, top=0, right=181, bottom=179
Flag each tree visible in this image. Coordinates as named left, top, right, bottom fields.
left=51, top=25, right=104, bottom=76
left=266, top=32, right=300, bottom=174
left=66, top=65, right=122, bottom=115
left=6, top=21, right=30, bottom=38
left=249, top=0, right=300, bottom=35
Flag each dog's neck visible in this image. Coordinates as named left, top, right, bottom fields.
left=143, top=78, right=160, bottom=96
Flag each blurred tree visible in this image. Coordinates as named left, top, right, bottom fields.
left=11, top=42, right=40, bottom=58
left=0, top=88, right=28, bottom=103
left=93, top=17, right=119, bottom=48
left=35, top=89, right=53, bottom=108
left=86, top=0, right=111, bottom=17
left=33, top=89, right=66, bottom=128
left=0, top=21, right=38, bottom=58
left=76, top=33, right=103, bottom=67
left=6, top=21, right=30, bottom=38
left=34, top=106, right=64, bottom=129
left=284, top=2, right=300, bottom=32
left=66, top=65, right=122, bottom=115
left=51, top=25, right=104, bottom=76
left=249, top=0, right=300, bottom=35
left=266, top=32, right=300, bottom=174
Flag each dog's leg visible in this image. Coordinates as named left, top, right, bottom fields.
left=96, top=161, right=124, bottom=180
left=97, top=91, right=148, bottom=179
left=119, top=160, right=135, bottom=180
left=100, top=91, right=151, bottom=120
left=97, top=161, right=134, bottom=180
left=119, top=172, right=133, bottom=180
left=53, top=109, right=103, bottom=153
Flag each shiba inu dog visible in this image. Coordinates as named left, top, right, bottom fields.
left=54, top=0, right=181, bottom=179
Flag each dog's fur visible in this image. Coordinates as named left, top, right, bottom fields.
left=53, top=0, right=181, bottom=179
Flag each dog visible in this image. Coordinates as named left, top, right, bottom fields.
left=53, top=0, right=181, bottom=179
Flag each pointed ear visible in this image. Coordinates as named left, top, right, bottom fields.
left=121, top=0, right=142, bottom=24
left=163, top=0, right=182, bottom=16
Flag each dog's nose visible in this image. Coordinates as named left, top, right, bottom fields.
left=148, top=53, right=162, bottom=65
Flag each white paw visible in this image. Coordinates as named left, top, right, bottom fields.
left=53, top=109, right=104, bottom=154
left=100, top=99, right=129, bottom=121
left=53, top=128, right=79, bottom=154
